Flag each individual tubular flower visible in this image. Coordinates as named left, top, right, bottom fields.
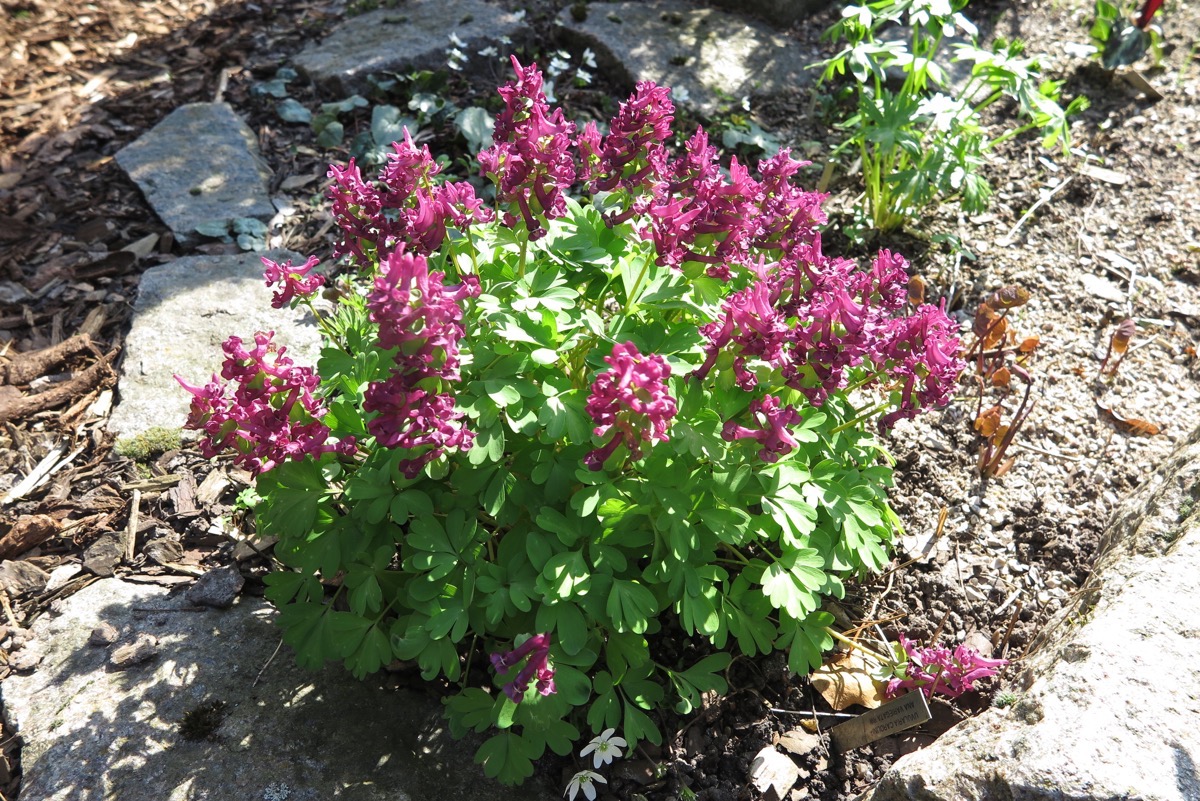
left=885, top=634, right=1008, bottom=699
left=490, top=633, right=556, bottom=703
left=721, top=395, right=803, bottom=463
left=262, top=255, right=325, bottom=309
left=176, top=331, right=356, bottom=475
left=583, top=342, right=677, bottom=471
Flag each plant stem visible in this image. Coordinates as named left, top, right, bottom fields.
left=823, top=626, right=894, bottom=665
left=831, top=399, right=891, bottom=434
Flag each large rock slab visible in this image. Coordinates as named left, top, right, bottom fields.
left=708, top=0, right=826, bottom=27
left=108, top=250, right=322, bottom=438
left=0, top=579, right=558, bottom=801
left=294, top=0, right=528, bottom=95
left=858, top=425, right=1200, bottom=801
left=115, top=103, right=275, bottom=248
left=559, top=0, right=816, bottom=115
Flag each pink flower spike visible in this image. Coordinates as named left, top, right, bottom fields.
left=583, top=342, right=677, bottom=470
left=262, top=255, right=325, bottom=309
left=490, top=633, right=555, bottom=703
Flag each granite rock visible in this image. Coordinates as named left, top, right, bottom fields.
left=0, top=579, right=558, bottom=801
left=294, top=0, right=528, bottom=94
left=115, top=103, right=275, bottom=247
left=559, top=0, right=817, bottom=115
left=108, top=250, right=322, bottom=439
left=857, top=424, right=1200, bottom=801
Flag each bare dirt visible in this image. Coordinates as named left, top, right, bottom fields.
left=1, top=0, right=1199, bottom=799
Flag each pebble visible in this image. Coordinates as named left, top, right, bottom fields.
left=109, top=633, right=159, bottom=669
left=186, top=565, right=245, bottom=609
left=89, top=621, right=120, bottom=646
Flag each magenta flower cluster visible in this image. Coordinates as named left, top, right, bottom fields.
left=364, top=247, right=480, bottom=478
left=721, top=395, right=803, bottom=463
left=262, top=255, right=325, bottom=309
left=478, top=57, right=578, bottom=240
left=471, top=61, right=961, bottom=451
left=695, top=247, right=963, bottom=433
left=176, top=332, right=356, bottom=475
left=490, top=633, right=556, bottom=703
left=327, top=129, right=492, bottom=270
left=886, top=634, right=1008, bottom=699
left=583, top=342, right=678, bottom=471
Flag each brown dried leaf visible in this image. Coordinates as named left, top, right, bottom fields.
left=990, top=367, right=1012, bottom=388
left=1097, top=402, right=1161, bottom=436
left=986, top=285, right=1032, bottom=309
left=1018, top=336, right=1040, bottom=353
left=974, top=405, right=1003, bottom=439
left=907, top=275, right=926, bottom=306
left=810, top=651, right=886, bottom=711
left=1110, top=318, right=1136, bottom=355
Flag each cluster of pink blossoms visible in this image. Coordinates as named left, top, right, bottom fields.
left=262, top=255, right=325, bottom=309
left=364, top=248, right=480, bottom=478
left=176, top=332, right=356, bottom=475
left=583, top=342, right=678, bottom=471
left=477, top=58, right=578, bottom=240
left=327, top=128, right=492, bottom=270
left=885, top=634, right=1008, bottom=699
left=490, top=633, right=556, bottom=703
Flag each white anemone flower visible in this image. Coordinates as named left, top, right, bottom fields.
left=564, top=770, right=607, bottom=801
left=579, top=728, right=628, bottom=769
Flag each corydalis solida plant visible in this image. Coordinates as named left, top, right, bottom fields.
left=179, top=57, right=964, bottom=785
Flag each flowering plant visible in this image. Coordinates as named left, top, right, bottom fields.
left=816, top=0, right=1088, bottom=232
left=180, top=59, right=963, bottom=784
left=883, top=634, right=1008, bottom=698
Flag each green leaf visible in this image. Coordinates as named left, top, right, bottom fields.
left=455, top=106, right=495, bottom=153
left=276, top=98, right=312, bottom=123
left=606, top=579, right=658, bottom=634
left=193, top=219, right=230, bottom=238
left=445, top=688, right=498, bottom=735
left=539, top=551, right=591, bottom=599
left=315, top=120, right=345, bottom=148
left=475, top=732, right=535, bottom=785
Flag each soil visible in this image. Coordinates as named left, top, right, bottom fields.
left=2, top=0, right=1200, bottom=800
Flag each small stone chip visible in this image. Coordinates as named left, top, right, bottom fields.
left=186, top=565, right=245, bottom=609
left=89, top=622, right=120, bottom=646
left=110, top=633, right=159, bottom=669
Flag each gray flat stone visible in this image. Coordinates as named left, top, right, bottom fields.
left=708, top=0, right=827, bottom=27
left=294, top=0, right=528, bottom=95
left=108, top=250, right=322, bottom=438
left=1, top=579, right=558, bottom=801
left=559, top=0, right=816, bottom=115
left=857, top=423, right=1200, bottom=801
left=116, top=103, right=275, bottom=248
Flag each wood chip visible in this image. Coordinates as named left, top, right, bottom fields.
left=0, top=514, right=62, bottom=560
left=1079, top=163, right=1130, bottom=186
left=110, top=633, right=159, bottom=669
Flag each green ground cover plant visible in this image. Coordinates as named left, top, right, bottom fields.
left=817, top=0, right=1088, bottom=233
left=178, top=60, right=964, bottom=784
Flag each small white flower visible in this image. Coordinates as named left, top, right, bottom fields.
left=448, top=31, right=467, bottom=48
left=576, top=67, right=593, bottom=85
left=549, top=55, right=571, bottom=77
left=672, top=86, right=691, bottom=103
left=477, top=45, right=498, bottom=57
left=582, top=47, right=597, bottom=68
left=564, top=770, right=607, bottom=801
left=579, top=727, right=627, bottom=769
left=512, top=8, right=526, bottom=20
